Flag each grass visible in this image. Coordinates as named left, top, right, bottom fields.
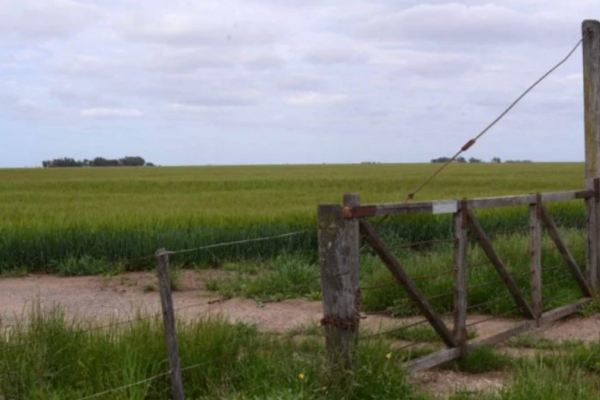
left=199, top=226, right=585, bottom=316
left=448, top=358, right=600, bottom=400
left=2, top=305, right=600, bottom=399
left=508, top=335, right=584, bottom=350
left=384, top=324, right=478, bottom=343
left=0, top=163, right=589, bottom=273
left=0, top=306, right=425, bottom=400
left=206, top=254, right=322, bottom=302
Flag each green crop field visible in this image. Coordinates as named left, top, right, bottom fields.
left=0, top=163, right=588, bottom=273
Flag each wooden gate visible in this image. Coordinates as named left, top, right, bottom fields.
left=318, top=182, right=599, bottom=372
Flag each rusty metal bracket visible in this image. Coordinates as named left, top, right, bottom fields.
left=321, top=316, right=359, bottom=330
left=586, top=26, right=594, bottom=38
left=460, top=198, right=469, bottom=229
left=461, top=139, right=476, bottom=152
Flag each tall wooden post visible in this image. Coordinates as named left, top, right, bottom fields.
left=319, top=193, right=360, bottom=374
left=530, top=194, right=543, bottom=321
left=157, top=249, right=185, bottom=400
left=583, top=20, right=600, bottom=291
left=453, top=200, right=468, bottom=355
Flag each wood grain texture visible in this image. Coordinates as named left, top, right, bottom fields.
left=318, top=194, right=360, bottom=372
left=453, top=201, right=468, bottom=355
left=157, top=249, right=185, bottom=400
left=530, top=196, right=542, bottom=321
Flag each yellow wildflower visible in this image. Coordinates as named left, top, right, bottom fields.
left=298, top=372, right=305, bottom=380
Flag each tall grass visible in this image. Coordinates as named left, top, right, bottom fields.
left=0, top=306, right=424, bottom=399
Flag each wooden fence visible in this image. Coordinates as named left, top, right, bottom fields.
left=318, top=183, right=600, bottom=373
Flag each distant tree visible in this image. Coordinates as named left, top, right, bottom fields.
left=119, top=156, right=146, bottom=167
left=456, top=156, right=467, bottom=163
left=431, top=157, right=452, bottom=163
left=505, top=159, right=532, bottom=163
left=42, top=156, right=153, bottom=168
left=491, top=157, right=502, bottom=163
left=468, top=157, right=482, bottom=163
left=145, top=162, right=155, bottom=167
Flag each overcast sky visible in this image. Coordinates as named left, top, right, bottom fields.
left=0, top=0, right=597, bottom=167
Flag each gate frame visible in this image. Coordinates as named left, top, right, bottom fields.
left=318, top=19, right=600, bottom=374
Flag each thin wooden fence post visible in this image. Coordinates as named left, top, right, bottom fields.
left=453, top=200, right=468, bottom=355
left=156, top=249, right=185, bottom=400
left=319, top=193, right=360, bottom=375
left=583, top=20, right=600, bottom=291
left=530, top=194, right=542, bottom=322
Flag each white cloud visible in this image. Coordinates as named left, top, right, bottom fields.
left=80, top=108, right=143, bottom=118
left=287, top=92, right=349, bottom=105
left=355, top=3, right=572, bottom=45
left=118, top=10, right=280, bottom=47
left=305, top=47, right=368, bottom=65
left=0, top=0, right=101, bottom=41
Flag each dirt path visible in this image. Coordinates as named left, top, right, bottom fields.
left=2, top=270, right=599, bottom=398
left=2, top=271, right=597, bottom=341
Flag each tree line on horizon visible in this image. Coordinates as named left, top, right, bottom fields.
left=430, top=156, right=532, bottom=164
left=42, top=156, right=155, bottom=168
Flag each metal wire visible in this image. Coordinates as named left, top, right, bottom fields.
left=467, top=252, right=530, bottom=270
left=73, top=333, right=299, bottom=400
left=543, top=292, right=579, bottom=307
left=166, top=230, right=310, bottom=256
left=477, top=227, right=531, bottom=237
left=412, top=269, right=455, bottom=282
left=466, top=297, right=507, bottom=311
left=360, top=318, right=430, bottom=340
left=542, top=277, right=577, bottom=291
left=391, top=238, right=456, bottom=251
left=465, top=308, right=518, bottom=328
left=361, top=268, right=455, bottom=291
left=404, top=36, right=585, bottom=201
left=74, top=370, right=171, bottom=400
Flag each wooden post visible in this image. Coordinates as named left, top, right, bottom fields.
left=585, top=178, right=598, bottom=293
left=583, top=20, right=600, bottom=291
left=453, top=200, right=468, bottom=355
left=156, top=249, right=185, bottom=400
left=319, top=193, right=360, bottom=373
left=539, top=205, right=594, bottom=298
left=530, top=194, right=543, bottom=321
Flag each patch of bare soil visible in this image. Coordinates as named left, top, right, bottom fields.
left=411, top=370, right=505, bottom=399
left=533, top=314, right=600, bottom=342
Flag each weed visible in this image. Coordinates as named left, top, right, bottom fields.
left=446, top=346, right=511, bottom=374
left=385, top=324, right=477, bottom=343
left=143, top=283, right=157, bottom=293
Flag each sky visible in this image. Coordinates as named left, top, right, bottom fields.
left=0, top=0, right=598, bottom=167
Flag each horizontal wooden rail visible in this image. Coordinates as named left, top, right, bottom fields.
left=405, top=298, right=592, bottom=373
left=342, top=189, right=594, bottom=218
